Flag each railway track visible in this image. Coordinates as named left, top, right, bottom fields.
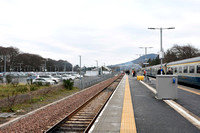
left=45, top=75, right=123, bottom=133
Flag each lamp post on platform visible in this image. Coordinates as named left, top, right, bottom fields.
left=139, top=47, right=153, bottom=80
left=148, top=27, right=175, bottom=75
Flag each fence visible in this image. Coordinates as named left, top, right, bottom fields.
left=74, top=73, right=117, bottom=89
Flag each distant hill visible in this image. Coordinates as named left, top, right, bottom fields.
left=110, top=54, right=157, bottom=71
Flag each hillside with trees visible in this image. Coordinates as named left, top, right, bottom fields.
left=0, top=46, right=72, bottom=72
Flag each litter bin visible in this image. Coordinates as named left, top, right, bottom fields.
left=156, top=75, right=178, bottom=100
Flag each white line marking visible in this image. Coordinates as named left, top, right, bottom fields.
left=139, top=80, right=200, bottom=129
left=164, top=100, right=200, bottom=129
left=139, top=80, right=156, bottom=94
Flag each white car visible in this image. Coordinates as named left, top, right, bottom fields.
left=39, top=75, right=60, bottom=84
left=53, top=75, right=62, bottom=81
left=75, top=74, right=83, bottom=79
left=61, top=74, right=75, bottom=80
left=33, top=78, right=55, bottom=85
left=68, top=74, right=76, bottom=80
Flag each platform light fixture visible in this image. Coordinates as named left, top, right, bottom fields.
left=148, top=27, right=175, bottom=75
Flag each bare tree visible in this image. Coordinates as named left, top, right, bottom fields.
left=164, top=44, right=200, bottom=63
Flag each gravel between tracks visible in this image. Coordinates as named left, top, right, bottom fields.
left=0, top=75, right=120, bottom=133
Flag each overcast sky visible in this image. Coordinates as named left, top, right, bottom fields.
left=0, top=0, right=200, bottom=67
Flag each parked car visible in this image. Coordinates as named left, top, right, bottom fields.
left=52, top=75, right=62, bottom=82
left=26, top=75, right=39, bottom=84
left=75, top=74, right=83, bottom=79
left=61, top=74, right=75, bottom=80
left=0, top=73, right=3, bottom=77
left=32, top=78, right=55, bottom=85
left=39, top=75, right=60, bottom=84
left=68, top=74, right=76, bottom=80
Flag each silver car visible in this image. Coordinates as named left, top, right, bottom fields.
left=33, top=78, right=55, bottom=85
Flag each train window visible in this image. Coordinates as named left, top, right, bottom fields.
left=197, top=65, right=200, bottom=73
left=174, top=67, right=177, bottom=73
left=179, top=67, right=182, bottom=73
left=189, top=66, right=194, bottom=73
left=183, top=66, right=188, bottom=73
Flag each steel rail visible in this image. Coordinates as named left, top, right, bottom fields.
left=44, top=75, right=123, bottom=133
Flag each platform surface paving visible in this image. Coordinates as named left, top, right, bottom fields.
left=90, top=75, right=200, bottom=133
left=90, top=75, right=126, bottom=132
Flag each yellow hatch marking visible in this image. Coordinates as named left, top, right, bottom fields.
left=178, top=86, right=200, bottom=95
left=120, top=75, right=137, bottom=133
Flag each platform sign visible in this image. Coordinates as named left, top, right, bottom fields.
left=159, top=51, right=164, bottom=59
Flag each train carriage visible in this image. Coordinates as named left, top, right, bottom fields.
left=146, top=56, right=200, bottom=87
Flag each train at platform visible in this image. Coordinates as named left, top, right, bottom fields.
left=145, top=56, right=200, bottom=87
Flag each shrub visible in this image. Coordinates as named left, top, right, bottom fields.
left=11, top=78, right=19, bottom=87
left=16, top=86, right=29, bottom=93
left=3, top=85, right=29, bottom=112
left=34, top=82, right=43, bottom=86
left=6, top=75, right=12, bottom=84
left=5, top=88, right=18, bottom=112
left=0, top=77, right=3, bottom=83
left=63, top=79, right=74, bottom=90
left=44, top=82, right=50, bottom=86
left=30, top=85, right=38, bottom=91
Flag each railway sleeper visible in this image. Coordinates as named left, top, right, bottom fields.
left=61, top=123, right=88, bottom=127
left=76, top=113, right=95, bottom=115
left=70, top=118, right=93, bottom=121
left=66, top=120, right=91, bottom=124
left=72, top=115, right=95, bottom=119
left=57, top=126, right=87, bottom=131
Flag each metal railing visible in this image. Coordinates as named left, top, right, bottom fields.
left=74, top=73, right=117, bottom=89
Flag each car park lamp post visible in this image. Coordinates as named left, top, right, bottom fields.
left=18, top=63, right=23, bottom=72
left=3, top=56, right=6, bottom=83
left=79, top=55, right=82, bottom=89
left=96, top=60, right=98, bottom=68
left=148, top=27, right=175, bottom=75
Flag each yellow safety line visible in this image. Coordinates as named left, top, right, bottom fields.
left=178, top=86, right=200, bottom=95
left=120, top=75, right=137, bottom=133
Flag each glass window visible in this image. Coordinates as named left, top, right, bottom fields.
left=183, top=66, right=188, bottom=73
left=197, top=65, right=200, bottom=73
left=179, top=67, right=182, bottom=73
left=174, top=67, right=177, bottom=73
left=189, top=66, right=194, bottom=73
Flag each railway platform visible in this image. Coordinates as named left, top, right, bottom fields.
left=89, top=74, right=200, bottom=133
